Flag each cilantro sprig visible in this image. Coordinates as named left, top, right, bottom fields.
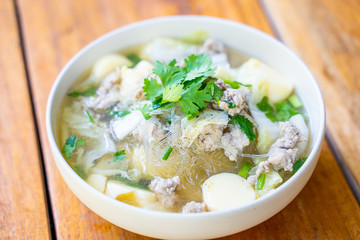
left=183, top=54, right=214, bottom=82
left=204, top=80, right=223, bottom=102
left=62, top=135, right=84, bottom=159
left=142, top=54, right=220, bottom=120
left=179, top=82, right=212, bottom=119
left=257, top=96, right=302, bottom=122
left=230, top=115, right=256, bottom=142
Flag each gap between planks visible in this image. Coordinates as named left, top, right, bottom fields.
left=13, top=0, right=57, bottom=238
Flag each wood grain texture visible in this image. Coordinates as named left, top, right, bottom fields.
left=223, top=141, right=360, bottom=240
left=16, top=0, right=360, bottom=239
left=262, top=0, right=360, bottom=187
left=0, top=0, right=50, bottom=239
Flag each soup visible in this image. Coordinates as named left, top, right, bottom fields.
left=58, top=35, right=310, bottom=213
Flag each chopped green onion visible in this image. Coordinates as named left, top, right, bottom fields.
left=114, top=150, right=126, bottom=162
left=288, top=94, right=303, bottom=108
left=84, top=110, right=95, bottom=123
left=162, top=146, right=173, bottom=160
left=293, top=157, right=307, bottom=175
left=238, top=162, right=253, bottom=178
left=256, top=173, right=266, bottom=190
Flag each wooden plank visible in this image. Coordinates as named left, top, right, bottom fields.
left=17, top=0, right=359, bottom=239
left=0, top=0, right=50, bottom=239
left=262, top=0, right=360, bottom=188
left=233, top=141, right=360, bottom=240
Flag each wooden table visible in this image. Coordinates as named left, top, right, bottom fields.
left=1, top=0, right=359, bottom=239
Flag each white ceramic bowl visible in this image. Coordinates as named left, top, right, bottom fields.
left=46, top=16, right=325, bottom=239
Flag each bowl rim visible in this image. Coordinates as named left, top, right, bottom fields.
left=46, top=15, right=326, bottom=219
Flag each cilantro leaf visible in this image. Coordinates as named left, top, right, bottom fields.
left=179, top=100, right=201, bottom=119
left=275, top=101, right=300, bottom=121
left=179, top=82, right=212, bottom=119
left=223, top=79, right=252, bottom=89
left=257, top=96, right=274, bottom=112
left=114, top=150, right=126, bottom=162
left=137, top=104, right=153, bottom=120
left=62, top=135, right=84, bottom=159
left=127, top=53, right=141, bottom=68
left=204, top=80, right=223, bottom=102
left=257, top=96, right=301, bottom=122
left=153, top=59, right=185, bottom=86
left=142, top=54, right=216, bottom=119
left=184, top=53, right=215, bottom=82
left=257, top=96, right=277, bottom=122
left=68, top=86, right=97, bottom=98
left=230, top=115, right=256, bottom=142
left=143, top=77, right=162, bottom=101
left=183, top=82, right=212, bottom=109
left=162, top=83, right=184, bottom=103
left=224, top=100, right=236, bottom=108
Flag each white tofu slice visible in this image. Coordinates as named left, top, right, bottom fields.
left=105, top=180, right=134, bottom=197
left=143, top=202, right=172, bottom=212
left=131, top=189, right=157, bottom=207
left=202, top=173, right=256, bottom=211
left=105, top=180, right=157, bottom=207
left=86, top=174, right=107, bottom=193
left=110, top=110, right=144, bottom=141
